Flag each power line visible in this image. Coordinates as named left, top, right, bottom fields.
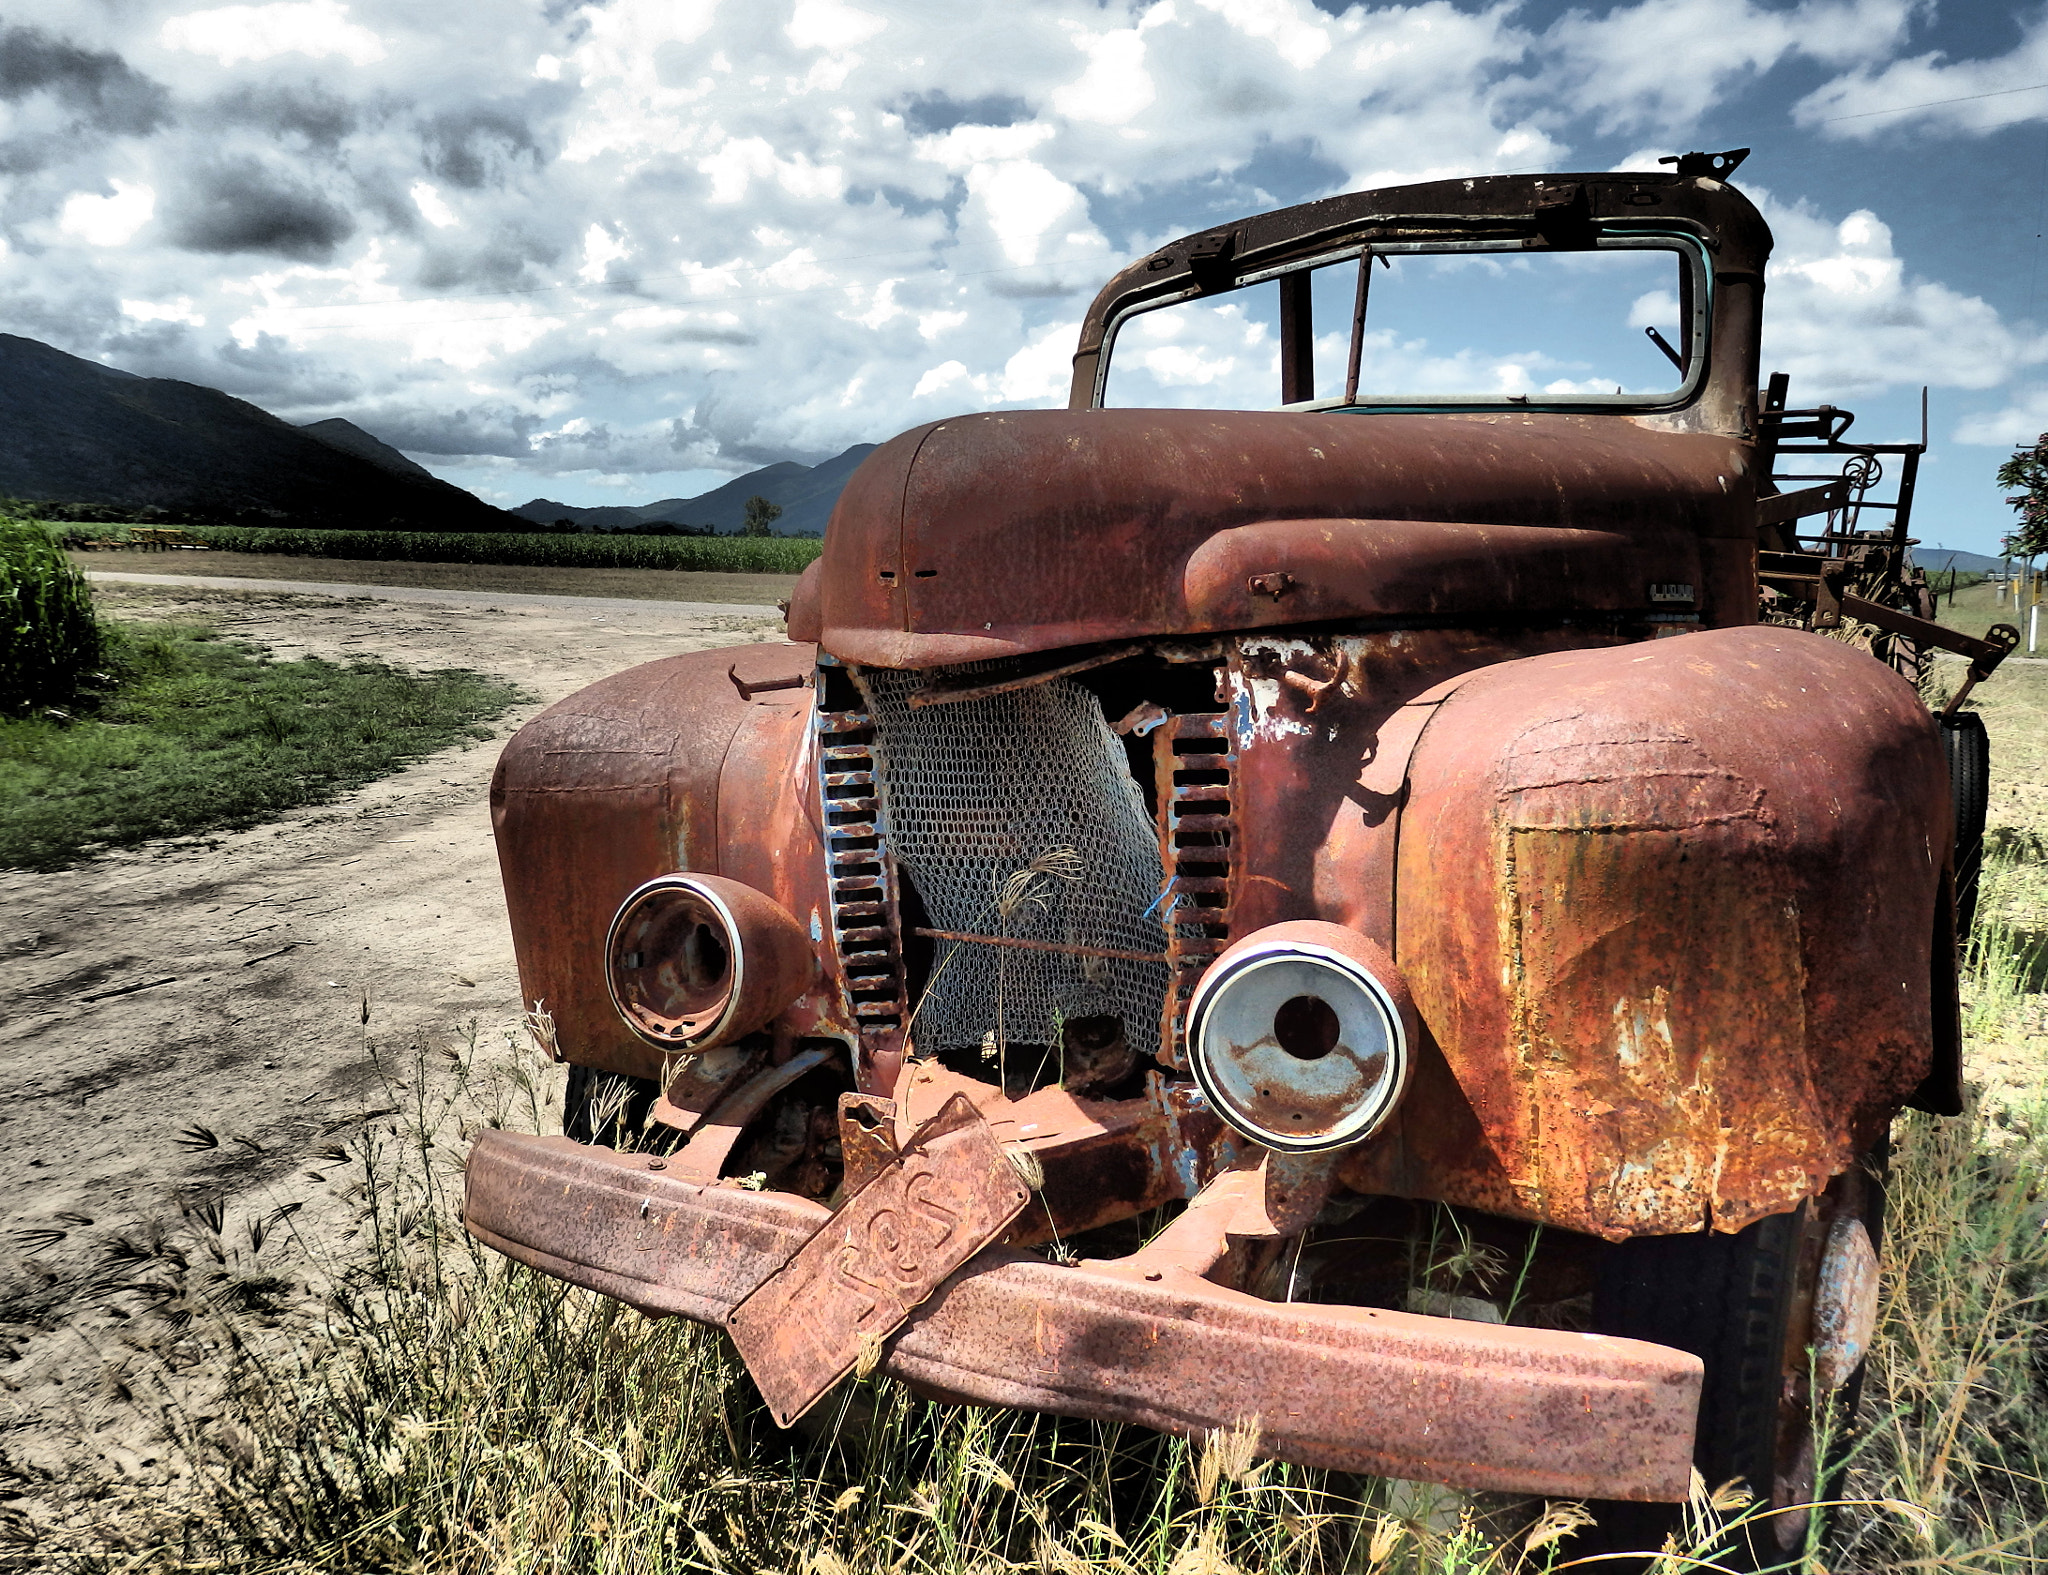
left=1820, top=80, right=2048, bottom=123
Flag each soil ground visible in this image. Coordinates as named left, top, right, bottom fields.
left=70, top=548, right=803, bottom=607
left=0, top=578, right=782, bottom=1524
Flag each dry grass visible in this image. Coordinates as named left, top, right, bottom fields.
left=44, top=1040, right=2042, bottom=1571
left=24, top=1028, right=1825, bottom=1575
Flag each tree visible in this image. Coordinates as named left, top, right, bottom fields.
left=1997, top=432, right=2048, bottom=559
left=741, top=495, right=782, bottom=537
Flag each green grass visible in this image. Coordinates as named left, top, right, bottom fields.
left=1934, top=577, right=2039, bottom=646
left=0, top=620, right=523, bottom=870
left=64, top=522, right=822, bottom=575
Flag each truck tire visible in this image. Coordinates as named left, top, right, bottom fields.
left=1583, top=1161, right=1885, bottom=1569
left=1941, top=711, right=1990, bottom=940
left=562, top=1062, right=661, bottom=1148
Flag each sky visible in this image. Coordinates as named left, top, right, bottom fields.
left=5, top=0, right=2048, bottom=551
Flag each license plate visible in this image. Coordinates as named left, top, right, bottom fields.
left=727, top=1093, right=1032, bottom=1426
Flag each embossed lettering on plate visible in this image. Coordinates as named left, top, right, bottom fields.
left=727, top=1093, right=1031, bottom=1426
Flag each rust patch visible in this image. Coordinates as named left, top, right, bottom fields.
left=1397, top=627, right=1948, bottom=1237
left=837, top=1092, right=900, bottom=1195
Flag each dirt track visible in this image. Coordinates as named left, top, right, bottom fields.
left=72, top=548, right=803, bottom=608
left=0, top=580, right=782, bottom=1517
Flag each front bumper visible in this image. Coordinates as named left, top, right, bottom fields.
left=465, top=1129, right=1703, bottom=1500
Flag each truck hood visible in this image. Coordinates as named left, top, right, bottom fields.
left=793, top=408, right=1757, bottom=668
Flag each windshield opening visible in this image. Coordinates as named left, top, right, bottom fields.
left=1098, top=238, right=1706, bottom=413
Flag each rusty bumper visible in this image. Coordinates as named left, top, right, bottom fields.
left=465, top=1129, right=1703, bottom=1500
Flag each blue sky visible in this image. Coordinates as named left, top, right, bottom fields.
left=5, top=0, right=2047, bottom=551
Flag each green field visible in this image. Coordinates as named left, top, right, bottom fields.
left=64, top=522, right=823, bottom=575
left=1931, top=574, right=2041, bottom=645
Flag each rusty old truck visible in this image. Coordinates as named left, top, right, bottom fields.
left=463, top=152, right=2013, bottom=1548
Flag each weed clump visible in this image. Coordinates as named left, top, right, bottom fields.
left=0, top=509, right=100, bottom=715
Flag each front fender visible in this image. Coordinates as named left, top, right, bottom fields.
left=1390, top=627, right=1949, bottom=1238
left=490, top=641, right=841, bottom=1081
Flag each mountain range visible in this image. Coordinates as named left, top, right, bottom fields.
left=513, top=443, right=876, bottom=537
left=1913, top=547, right=2009, bottom=574
left=0, top=333, right=518, bottom=530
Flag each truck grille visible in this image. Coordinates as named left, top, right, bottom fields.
left=814, top=699, right=910, bottom=1051
left=857, top=665, right=1172, bottom=1065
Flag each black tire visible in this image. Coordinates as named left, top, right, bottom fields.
left=562, top=1063, right=662, bottom=1148
left=1941, top=711, right=1990, bottom=941
left=1581, top=1161, right=1886, bottom=1570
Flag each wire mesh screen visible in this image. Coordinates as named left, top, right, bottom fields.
left=857, top=665, right=1171, bottom=1062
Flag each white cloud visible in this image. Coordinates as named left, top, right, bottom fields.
left=1956, top=389, right=2048, bottom=450
left=1798, top=11, right=2048, bottom=136
left=786, top=0, right=887, bottom=53
left=994, top=321, right=1081, bottom=403
left=410, top=182, right=457, bottom=230
left=159, top=0, right=387, bottom=67
left=0, top=0, right=2030, bottom=518
left=1752, top=194, right=2031, bottom=401
left=912, top=359, right=968, bottom=398
left=578, top=223, right=629, bottom=284
left=121, top=297, right=205, bottom=326
left=915, top=122, right=1057, bottom=173
left=1533, top=0, right=1915, bottom=132
left=962, top=160, right=1095, bottom=267
left=1052, top=21, right=1157, bottom=127
left=1190, top=0, right=1330, bottom=70
left=58, top=181, right=156, bottom=246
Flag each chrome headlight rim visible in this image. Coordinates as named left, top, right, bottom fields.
left=1185, top=929, right=1412, bottom=1153
left=604, top=873, right=751, bottom=1050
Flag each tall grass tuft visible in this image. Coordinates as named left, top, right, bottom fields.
left=1, top=509, right=100, bottom=713
left=44, top=1024, right=1925, bottom=1575
left=1830, top=837, right=2048, bottom=1572
left=1963, top=843, right=2048, bottom=1044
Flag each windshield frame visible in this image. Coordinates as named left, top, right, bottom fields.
left=1091, top=228, right=1714, bottom=417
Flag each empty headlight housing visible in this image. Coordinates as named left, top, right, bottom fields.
left=1185, top=920, right=1413, bottom=1152
left=605, top=873, right=815, bottom=1050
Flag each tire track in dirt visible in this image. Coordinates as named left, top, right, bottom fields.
left=0, top=583, right=782, bottom=1503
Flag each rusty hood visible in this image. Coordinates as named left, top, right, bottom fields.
left=793, top=408, right=1757, bottom=668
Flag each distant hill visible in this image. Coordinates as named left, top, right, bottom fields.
left=0, top=334, right=516, bottom=530
left=1914, top=547, right=2008, bottom=574
left=298, top=417, right=441, bottom=483
left=516, top=443, right=877, bottom=536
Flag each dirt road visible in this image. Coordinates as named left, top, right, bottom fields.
left=0, top=580, right=782, bottom=1513
left=73, top=548, right=803, bottom=608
